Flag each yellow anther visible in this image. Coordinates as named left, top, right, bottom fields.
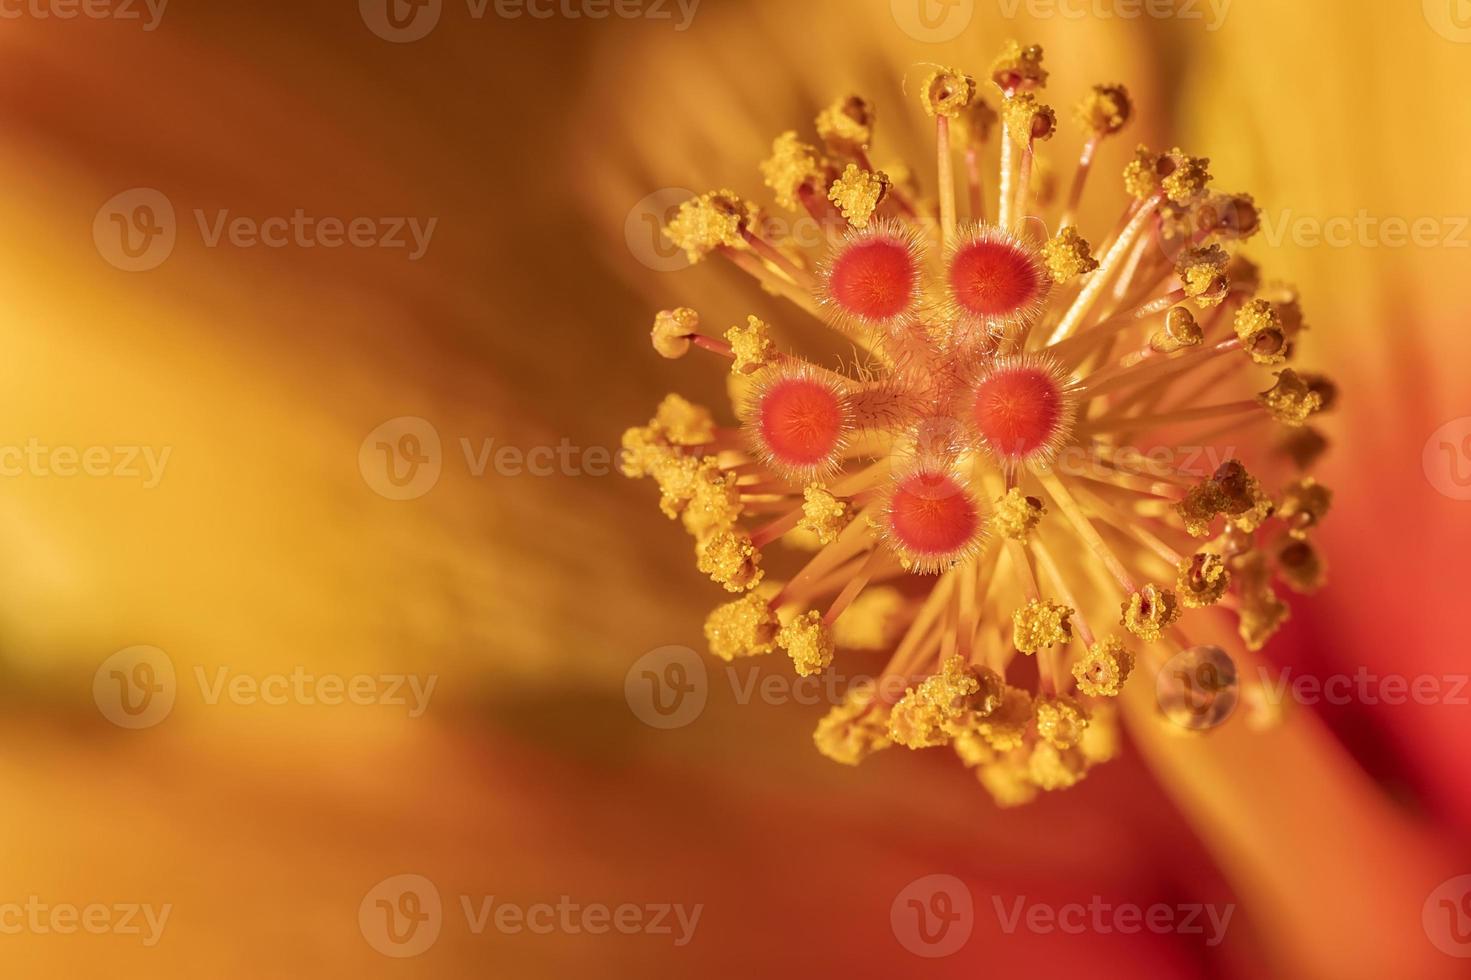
left=815, top=95, right=875, bottom=155
left=1177, top=552, right=1231, bottom=607
left=990, top=40, right=1048, bottom=91
left=1258, top=369, right=1325, bottom=426
left=1001, top=93, right=1056, bottom=145
left=827, top=164, right=890, bottom=228
left=725, top=315, right=776, bottom=374
left=1071, top=636, right=1135, bottom=697
left=651, top=307, right=699, bottom=359
left=813, top=682, right=892, bottom=765
left=1042, top=226, right=1098, bottom=281
left=759, top=131, right=824, bottom=211
left=1076, top=83, right=1131, bottom=136
left=1121, top=584, right=1180, bottom=643
left=777, top=609, right=834, bottom=676
left=1035, top=694, right=1089, bottom=749
left=992, top=488, right=1046, bottom=540
left=697, top=527, right=764, bottom=593
left=799, top=483, right=851, bottom=545
left=664, top=190, right=752, bottom=262
left=1013, top=598, right=1073, bottom=653
left=704, top=593, right=778, bottom=661
left=921, top=67, right=976, bottom=118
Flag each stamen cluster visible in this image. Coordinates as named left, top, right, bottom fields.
left=623, top=44, right=1334, bottom=805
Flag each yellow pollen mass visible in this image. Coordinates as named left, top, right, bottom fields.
left=1028, top=742, right=1087, bottom=791
left=778, top=609, right=835, bottom=677
left=760, top=131, right=824, bottom=211
left=1279, top=478, right=1332, bottom=537
left=799, top=483, right=851, bottom=545
left=651, top=307, right=699, bottom=359
left=1177, top=552, right=1231, bottom=607
left=990, top=40, right=1048, bottom=91
left=1042, top=226, right=1098, bottom=282
left=653, top=393, right=715, bottom=445
left=704, top=592, right=778, bottom=661
left=1001, top=93, right=1056, bottom=145
left=619, top=424, right=671, bottom=479
left=813, top=682, right=892, bottom=765
left=1161, top=148, right=1212, bottom=205
left=1234, top=299, right=1288, bottom=365
left=978, top=762, right=1038, bottom=807
left=664, top=190, right=751, bottom=262
left=1076, top=83, right=1131, bottom=136
left=1123, top=145, right=1163, bottom=200
left=921, top=67, right=976, bottom=118
left=992, top=488, right=1046, bottom=540
left=697, top=528, right=764, bottom=593
left=827, top=164, right=890, bottom=228
left=1236, top=552, right=1291, bottom=650
left=1072, top=636, right=1135, bottom=697
left=725, top=315, right=776, bottom=374
left=815, top=95, right=874, bottom=155
left=1035, top=694, right=1089, bottom=749
left=1177, top=245, right=1231, bottom=309
left=1013, top=598, right=1073, bottom=653
left=680, top=459, right=743, bottom=540
left=1121, top=584, right=1181, bottom=643
left=976, top=686, right=1034, bottom=751
left=1259, top=369, right=1324, bottom=426
left=889, top=655, right=1003, bottom=748
left=1152, top=306, right=1203, bottom=353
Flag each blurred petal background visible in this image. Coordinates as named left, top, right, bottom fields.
left=0, top=0, right=1468, bottom=977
